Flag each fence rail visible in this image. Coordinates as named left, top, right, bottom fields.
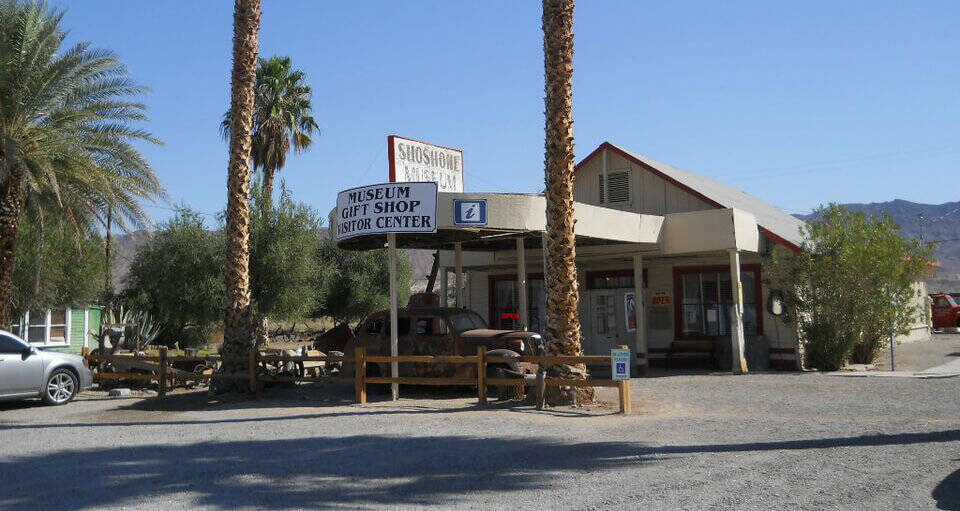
left=82, top=344, right=632, bottom=413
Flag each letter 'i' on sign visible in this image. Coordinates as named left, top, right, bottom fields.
left=454, top=199, right=487, bottom=226
left=611, top=348, right=631, bottom=381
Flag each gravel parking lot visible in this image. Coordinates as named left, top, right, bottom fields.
left=1, top=351, right=959, bottom=510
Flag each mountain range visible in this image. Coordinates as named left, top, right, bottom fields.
left=797, top=199, right=960, bottom=291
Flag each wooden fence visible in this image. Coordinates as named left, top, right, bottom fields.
left=83, top=344, right=632, bottom=413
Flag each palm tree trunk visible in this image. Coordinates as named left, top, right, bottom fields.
left=261, top=165, right=275, bottom=213
left=220, top=0, right=262, bottom=386
left=542, top=0, right=593, bottom=404
left=0, top=170, right=24, bottom=330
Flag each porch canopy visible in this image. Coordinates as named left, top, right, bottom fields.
left=333, top=192, right=760, bottom=255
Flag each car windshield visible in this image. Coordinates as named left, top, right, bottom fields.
left=448, top=311, right=487, bottom=332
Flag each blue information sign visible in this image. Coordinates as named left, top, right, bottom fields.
left=454, top=199, right=487, bottom=226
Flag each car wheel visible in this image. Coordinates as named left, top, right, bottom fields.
left=43, top=368, right=78, bottom=406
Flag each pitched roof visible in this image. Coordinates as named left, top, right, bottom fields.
left=579, top=142, right=806, bottom=250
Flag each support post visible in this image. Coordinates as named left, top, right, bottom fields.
left=617, top=344, right=631, bottom=414
left=388, top=233, right=400, bottom=400
left=454, top=242, right=464, bottom=308
left=477, top=345, right=487, bottom=405
left=633, top=254, right=647, bottom=376
left=158, top=346, right=168, bottom=398
left=82, top=308, right=90, bottom=349
left=516, top=236, right=528, bottom=331
left=355, top=345, right=367, bottom=405
left=440, top=266, right=448, bottom=307
left=728, top=249, right=748, bottom=374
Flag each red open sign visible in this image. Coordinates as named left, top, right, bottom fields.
left=501, top=312, right=520, bottom=320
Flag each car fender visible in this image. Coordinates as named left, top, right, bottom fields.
left=484, top=349, right=523, bottom=375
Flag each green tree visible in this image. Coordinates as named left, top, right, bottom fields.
left=12, top=216, right=106, bottom=312
left=248, top=183, right=325, bottom=341
left=124, top=209, right=225, bottom=346
left=765, top=204, right=934, bottom=370
left=0, top=0, right=164, bottom=328
left=317, top=241, right=412, bottom=325
left=221, top=55, right=319, bottom=211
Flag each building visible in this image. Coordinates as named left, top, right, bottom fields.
left=9, top=305, right=103, bottom=355
left=334, top=141, right=928, bottom=373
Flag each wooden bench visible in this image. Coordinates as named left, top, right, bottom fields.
left=666, top=339, right=718, bottom=370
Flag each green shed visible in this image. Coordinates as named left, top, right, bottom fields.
left=10, top=306, right=104, bottom=354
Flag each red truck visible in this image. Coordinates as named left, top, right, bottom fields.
left=930, top=293, right=960, bottom=329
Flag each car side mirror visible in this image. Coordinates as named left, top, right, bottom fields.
left=21, top=346, right=34, bottom=359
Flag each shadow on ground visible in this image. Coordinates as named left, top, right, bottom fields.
left=1, top=428, right=958, bottom=510
left=934, top=463, right=960, bottom=511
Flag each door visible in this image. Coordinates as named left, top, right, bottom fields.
left=590, top=291, right=619, bottom=354
left=0, top=334, right=43, bottom=396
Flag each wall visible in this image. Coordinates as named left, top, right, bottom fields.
left=574, top=149, right=715, bottom=215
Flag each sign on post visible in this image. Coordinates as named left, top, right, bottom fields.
left=389, top=135, right=464, bottom=192
left=454, top=199, right=487, bottom=226
left=335, top=182, right=438, bottom=240
left=611, top=348, right=631, bottom=381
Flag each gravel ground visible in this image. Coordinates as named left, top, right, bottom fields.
left=1, top=358, right=959, bottom=510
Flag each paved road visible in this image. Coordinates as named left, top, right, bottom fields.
left=1, top=369, right=958, bottom=510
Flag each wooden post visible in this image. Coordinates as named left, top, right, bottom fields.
left=158, top=346, right=168, bottom=398
left=477, top=345, right=487, bottom=405
left=617, top=344, right=631, bottom=414
left=248, top=347, right=259, bottom=398
left=728, top=249, right=749, bottom=374
left=355, top=345, right=367, bottom=405
left=454, top=241, right=464, bottom=308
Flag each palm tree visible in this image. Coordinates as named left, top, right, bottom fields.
left=221, top=55, right=318, bottom=211
left=0, top=0, right=164, bottom=329
left=220, top=0, right=262, bottom=378
left=542, top=0, right=593, bottom=403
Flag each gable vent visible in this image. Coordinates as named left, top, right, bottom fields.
left=599, top=170, right=631, bottom=204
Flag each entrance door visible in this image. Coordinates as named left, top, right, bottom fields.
left=590, top=291, right=619, bottom=354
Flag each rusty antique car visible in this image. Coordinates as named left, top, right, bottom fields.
left=340, top=303, right=542, bottom=389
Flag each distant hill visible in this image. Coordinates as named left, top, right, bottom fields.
left=797, top=199, right=960, bottom=292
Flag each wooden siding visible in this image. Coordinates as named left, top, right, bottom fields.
left=574, top=149, right=714, bottom=216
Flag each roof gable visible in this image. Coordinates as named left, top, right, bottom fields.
left=577, top=142, right=805, bottom=250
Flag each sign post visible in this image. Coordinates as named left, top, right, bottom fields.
left=388, top=233, right=399, bottom=400
left=336, top=182, right=438, bottom=401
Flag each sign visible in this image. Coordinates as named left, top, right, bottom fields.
left=651, top=290, right=671, bottom=306
left=454, top=199, right=487, bottom=226
left=335, top=182, right=438, bottom=240
left=624, top=292, right=637, bottom=332
left=389, top=135, right=464, bottom=192
left=611, top=348, right=631, bottom=381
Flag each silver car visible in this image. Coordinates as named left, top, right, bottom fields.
left=0, top=329, right=93, bottom=405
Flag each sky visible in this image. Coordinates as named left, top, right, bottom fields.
left=52, top=0, right=959, bottom=224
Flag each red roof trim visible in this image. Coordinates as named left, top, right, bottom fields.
left=577, top=142, right=803, bottom=253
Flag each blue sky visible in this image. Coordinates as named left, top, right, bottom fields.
left=54, top=1, right=958, bottom=223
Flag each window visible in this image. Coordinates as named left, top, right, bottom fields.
left=489, top=276, right=546, bottom=331
left=449, top=311, right=487, bottom=332
left=586, top=269, right=647, bottom=290
left=414, top=317, right=448, bottom=336
left=365, top=317, right=384, bottom=335
left=0, top=334, right=26, bottom=354
left=17, top=309, right=70, bottom=345
left=599, top=170, right=631, bottom=204
left=676, top=267, right=760, bottom=338
left=384, top=317, right=411, bottom=337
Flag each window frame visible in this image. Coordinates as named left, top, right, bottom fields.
left=16, top=308, right=71, bottom=347
left=672, top=264, right=763, bottom=340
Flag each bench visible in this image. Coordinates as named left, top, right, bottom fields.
left=666, top=339, right=718, bottom=370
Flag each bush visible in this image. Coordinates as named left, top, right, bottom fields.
left=801, top=322, right=852, bottom=371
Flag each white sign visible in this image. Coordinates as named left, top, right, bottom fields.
left=336, top=182, right=438, bottom=240
left=389, top=135, right=464, bottom=192
left=611, top=348, right=631, bottom=381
